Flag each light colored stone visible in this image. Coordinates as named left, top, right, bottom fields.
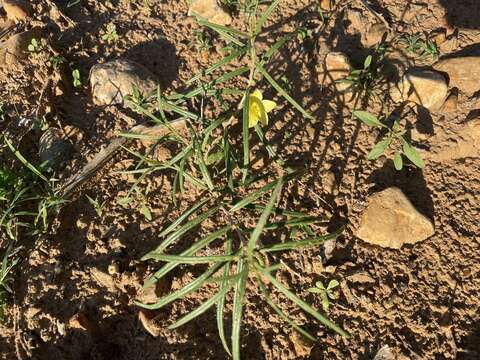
left=363, top=22, right=388, bottom=47
left=434, top=57, right=480, bottom=95
left=3, top=0, right=32, bottom=22
left=323, top=52, right=352, bottom=93
left=0, top=28, right=41, bottom=68
left=390, top=70, right=447, bottom=111
left=138, top=310, right=160, bottom=337
left=355, top=187, right=434, bottom=249
left=189, top=0, right=232, bottom=26
left=319, top=0, right=333, bottom=11
left=374, top=345, right=396, bottom=360
left=90, top=59, right=157, bottom=106
left=441, top=92, right=458, bottom=112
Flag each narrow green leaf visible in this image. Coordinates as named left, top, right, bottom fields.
left=367, top=138, right=390, bottom=160
left=197, top=18, right=246, bottom=47
left=195, top=139, right=214, bottom=190
left=247, top=180, right=283, bottom=261
left=256, top=0, right=281, bottom=33
left=232, top=258, right=248, bottom=360
left=4, top=138, right=48, bottom=182
left=260, top=227, right=343, bottom=253
left=154, top=206, right=221, bottom=253
left=217, top=237, right=233, bottom=356
left=261, top=270, right=349, bottom=338
left=402, top=139, right=425, bottom=168
left=136, top=263, right=223, bottom=310
left=168, top=285, right=234, bottom=330
left=159, top=198, right=209, bottom=237
left=257, top=275, right=315, bottom=342
left=257, top=64, right=314, bottom=120
left=242, top=89, right=250, bottom=171
left=143, top=226, right=231, bottom=289
left=352, top=110, right=386, bottom=128
left=145, top=254, right=237, bottom=264
left=393, top=150, right=403, bottom=170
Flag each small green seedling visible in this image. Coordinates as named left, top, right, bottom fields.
left=72, top=69, right=82, bottom=88
left=119, top=187, right=152, bottom=221
left=28, top=38, right=44, bottom=53
left=308, top=279, right=339, bottom=313
left=49, top=55, right=67, bottom=69
left=353, top=110, right=425, bottom=170
left=191, top=29, right=214, bottom=52
left=102, top=23, right=119, bottom=44
left=86, top=195, right=105, bottom=218
left=400, top=34, right=439, bottom=61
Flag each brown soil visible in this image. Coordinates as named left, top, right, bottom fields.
left=1, top=1, right=479, bottom=360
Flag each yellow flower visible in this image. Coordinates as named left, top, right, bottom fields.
left=248, top=89, right=276, bottom=128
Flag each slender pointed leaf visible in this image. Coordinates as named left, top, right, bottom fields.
left=232, top=258, right=248, bottom=360
left=367, top=138, right=390, bottom=160
left=352, top=110, right=386, bottom=128
left=402, top=139, right=424, bottom=168
left=145, top=254, right=237, bottom=264
left=393, top=150, right=403, bottom=170
left=217, top=237, right=233, bottom=356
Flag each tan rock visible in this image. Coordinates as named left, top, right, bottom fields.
left=319, top=0, right=333, bottom=11
left=3, top=0, right=33, bottom=22
left=355, top=187, right=434, bottom=249
left=434, top=57, right=480, bottom=95
left=374, top=345, right=396, bottom=360
left=363, top=23, right=388, bottom=48
left=390, top=70, right=447, bottom=111
left=0, top=28, right=41, bottom=68
left=138, top=310, right=161, bottom=337
left=441, top=91, right=458, bottom=113
left=322, top=52, right=352, bottom=93
left=188, top=0, right=232, bottom=26
left=90, top=59, right=157, bottom=106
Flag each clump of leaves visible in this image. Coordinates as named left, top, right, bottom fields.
left=86, top=195, right=105, bottom=218
left=308, top=279, right=339, bottom=312
left=399, top=33, right=439, bottom=61
left=27, top=37, right=45, bottom=53
left=102, top=23, right=119, bottom=44
left=353, top=110, right=424, bottom=170
left=0, top=245, right=18, bottom=321
left=49, top=55, right=67, bottom=69
left=191, top=29, right=214, bottom=52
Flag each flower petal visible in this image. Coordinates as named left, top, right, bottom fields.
left=262, top=100, right=276, bottom=113
left=251, top=89, right=263, bottom=101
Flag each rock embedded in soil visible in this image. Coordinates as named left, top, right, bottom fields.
left=434, top=57, right=480, bottom=95
left=373, top=345, right=396, bottom=360
left=3, top=0, right=33, bottom=22
left=355, top=187, right=434, bottom=249
left=363, top=22, right=388, bottom=48
left=390, top=70, right=448, bottom=111
left=441, top=91, right=458, bottom=113
left=0, top=28, right=41, bottom=69
left=188, top=0, right=232, bottom=26
left=38, top=128, right=72, bottom=171
left=323, top=52, right=352, bottom=93
left=90, top=59, right=158, bottom=106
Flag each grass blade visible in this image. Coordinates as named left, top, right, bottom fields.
left=261, top=269, right=349, bottom=337
left=242, top=89, right=250, bottom=174
left=247, top=180, right=283, bottom=261
left=136, top=263, right=223, bottom=310
left=256, top=275, right=315, bottom=341
left=194, top=139, right=214, bottom=190
left=256, top=0, right=281, bottom=34
left=217, top=236, right=233, bottom=356
left=260, top=227, right=344, bottom=253
left=144, top=254, right=237, bottom=264
left=143, top=226, right=231, bottom=289
left=168, top=281, right=235, bottom=330
left=232, top=258, right=248, bottom=360
left=159, top=198, right=209, bottom=237
left=197, top=18, right=246, bottom=47
left=154, top=205, right=221, bottom=253
left=4, top=138, right=48, bottom=182
left=257, top=65, right=314, bottom=120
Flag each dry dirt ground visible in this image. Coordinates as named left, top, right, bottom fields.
left=0, top=0, right=479, bottom=359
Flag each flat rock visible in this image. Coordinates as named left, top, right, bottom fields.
left=3, top=0, right=32, bottom=22
left=374, top=345, right=396, bottom=360
left=38, top=128, right=72, bottom=171
left=0, top=28, right=41, bottom=69
left=434, top=56, right=480, bottom=95
left=355, top=187, right=434, bottom=249
left=90, top=59, right=158, bottom=106
left=363, top=22, right=388, bottom=47
left=188, top=0, right=232, bottom=26
left=390, top=70, right=448, bottom=111
left=323, top=52, right=352, bottom=93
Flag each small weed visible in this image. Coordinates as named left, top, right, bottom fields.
left=72, top=69, right=82, bottom=88
left=353, top=110, right=425, bottom=170
left=86, top=195, right=105, bottom=218
left=49, top=55, right=67, bottom=69
left=119, top=186, right=152, bottom=222
left=400, top=34, right=439, bottom=61
left=0, top=245, right=18, bottom=321
left=308, top=279, right=339, bottom=313
left=191, top=29, right=214, bottom=52
left=102, top=23, right=119, bottom=44
left=27, top=37, right=45, bottom=53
